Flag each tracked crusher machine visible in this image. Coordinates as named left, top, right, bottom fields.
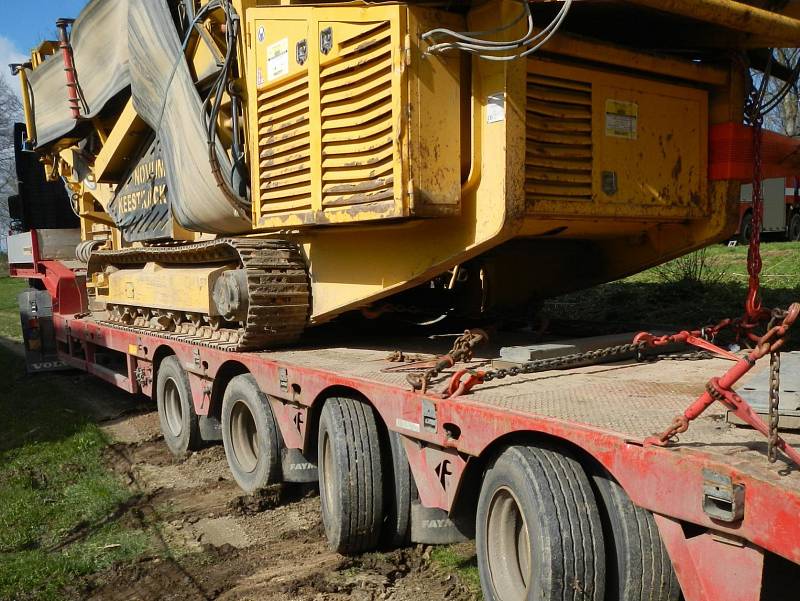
left=12, top=0, right=800, bottom=349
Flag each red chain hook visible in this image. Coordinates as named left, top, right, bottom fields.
left=645, top=304, right=800, bottom=467
left=741, top=110, right=773, bottom=342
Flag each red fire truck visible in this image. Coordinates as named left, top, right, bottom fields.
left=737, top=175, right=800, bottom=242
left=711, top=127, right=800, bottom=242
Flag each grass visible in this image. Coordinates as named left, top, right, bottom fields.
left=0, top=346, right=153, bottom=600
left=0, top=254, right=26, bottom=341
left=0, top=262, right=153, bottom=600
left=431, top=543, right=482, bottom=595
left=546, top=241, right=800, bottom=329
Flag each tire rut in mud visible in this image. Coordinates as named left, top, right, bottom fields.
left=78, top=413, right=478, bottom=601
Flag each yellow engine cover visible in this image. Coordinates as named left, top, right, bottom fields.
left=247, top=4, right=463, bottom=229
left=524, top=58, right=708, bottom=225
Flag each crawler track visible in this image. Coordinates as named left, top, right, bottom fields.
left=88, top=238, right=310, bottom=351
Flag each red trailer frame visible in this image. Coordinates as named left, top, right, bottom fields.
left=11, top=243, right=800, bottom=601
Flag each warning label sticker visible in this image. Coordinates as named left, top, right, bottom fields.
left=486, top=93, right=505, bottom=124
left=267, top=38, right=289, bottom=81
left=605, top=99, right=638, bottom=140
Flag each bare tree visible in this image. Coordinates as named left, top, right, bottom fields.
left=764, top=49, right=800, bottom=136
left=0, top=75, right=22, bottom=240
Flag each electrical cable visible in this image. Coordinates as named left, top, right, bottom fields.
left=201, top=0, right=251, bottom=210
left=746, top=49, right=800, bottom=123
left=153, top=0, right=249, bottom=211
left=422, top=0, right=572, bottom=61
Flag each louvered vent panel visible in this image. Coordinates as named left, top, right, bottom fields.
left=319, top=22, right=395, bottom=208
left=257, top=74, right=313, bottom=215
left=526, top=71, right=593, bottom=203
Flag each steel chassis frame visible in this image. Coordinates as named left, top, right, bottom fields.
left=10, top=241, right=798, bottom=601
left=51, top=313, right=800, bottom=601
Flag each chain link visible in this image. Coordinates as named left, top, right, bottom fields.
left=406, top=340, right=722, bottom=394
left=477, top=342, right=646, bottom=383
left=746, top=111, right=765, bottom=322
left=407, top=329, right=487, bottom=391
left=653, top=351, right=715, bottom=362
left=768, top=351, right=781, bottom=463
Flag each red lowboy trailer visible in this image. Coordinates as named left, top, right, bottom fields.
left=8, top=230, right=800, bottom=601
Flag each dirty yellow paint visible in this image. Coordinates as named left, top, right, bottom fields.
left=20, top=0, right=763, bottom=329
left=98, top=263, right=233, bottom=315
left=245, top=4, right=463, bottom=229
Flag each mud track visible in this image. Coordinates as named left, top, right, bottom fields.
left=73, top=407, right=478, bottom=601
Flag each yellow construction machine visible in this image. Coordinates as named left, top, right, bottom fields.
left=12, top=0, right=800, bottom=349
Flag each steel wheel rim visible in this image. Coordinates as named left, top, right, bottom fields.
left=230, top=400, right=259, bottom=473
left=320, top=430, right=335, bottom=515
left=486, top=486, right=532, bottom=601
left=163, top=378, right=183, bottom=437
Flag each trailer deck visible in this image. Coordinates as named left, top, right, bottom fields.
left=52, top=313, right=800, bottom=600
left=63, top=315, right=800, bottom=476
left=268, top=334, right=800, bottom=484
left=61, top=315, right=800, bottom=488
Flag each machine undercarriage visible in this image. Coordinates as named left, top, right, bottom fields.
left=90, top=239, right=309, bottom=350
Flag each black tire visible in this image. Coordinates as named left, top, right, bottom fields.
left=221, top=374, right=283, bottom=493
left=789, top=213, right=800, bottom=242
left=318, top=396, right=384, bottom=554
left=738, top=212, right=753, bottom=244
left=589, top=465, right=680, bottom=601
left=477, top=443, right=605, bottom=601
left=156, top=356, right=202, bottom=457
left=381, top=431, right=414, bottom=547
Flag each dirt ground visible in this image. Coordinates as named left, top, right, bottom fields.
left=64, top=381, right=478, bottom=601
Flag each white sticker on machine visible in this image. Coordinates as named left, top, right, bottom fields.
left=605, top=99, right=638, bottom=139
left=267, top=38, right=289, bottom=81
left=487, top=92, right=505, bottom=123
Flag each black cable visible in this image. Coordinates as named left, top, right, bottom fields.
left=201, top=0, right=250, bottom=209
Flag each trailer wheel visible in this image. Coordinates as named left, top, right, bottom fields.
left=382, top=430, right=414, bottom=547
left=156, top=356, right=202, bottom=457
left=589, top=466, right=680, bottom=601
left=221, top=374, right=282, bottom=493
left=318, top=396, right=383, bottom=554
left=476, top=444, right=605, bottom=601
left=789, top=213, right=800, bottom=241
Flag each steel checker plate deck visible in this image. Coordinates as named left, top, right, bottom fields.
left=257, top=341, right=800, bottom=479
left=56, top=315, right=800, bottom=566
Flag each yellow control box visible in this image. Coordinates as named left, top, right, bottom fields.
left=247, top=4, right=464, bottom=229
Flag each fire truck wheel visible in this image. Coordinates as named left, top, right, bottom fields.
left=221, top=374, right=283, bottom=493
left=318, top=396, right=384, bottom=554
left=156, top=356, right=202, bottom=457
left=381, top=430, right=414, bottom=547
left=789, top=213, right=800, bottom=241
left=589, top=464, right=680, bottom=601
left=739, top=212, right=753, bottom=244
left=477, top=443, right=605, bottom=601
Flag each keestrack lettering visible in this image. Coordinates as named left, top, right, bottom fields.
left=116, top=157, right=168, bottom=215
